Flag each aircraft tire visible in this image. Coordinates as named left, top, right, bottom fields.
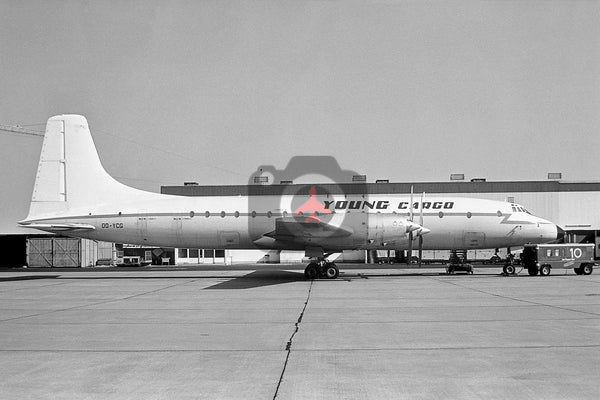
left=582, top=264, right=593, bottom=275
left=304, top=263, right=319, bottom=280
left=324, top=263, right=339, bottom=279
left=528, top=268, right=538, bottom=276
left=540, top=265, right=551, bottom=276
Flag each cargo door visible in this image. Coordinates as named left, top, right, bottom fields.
left=463, top=232, right=485, bottom=248
left=219, top=231, right=240, bottom=248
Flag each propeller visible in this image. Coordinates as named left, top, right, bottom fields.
left=418, top=192, right=424, bottom=267
left=407, top=186, right=414, bottom=265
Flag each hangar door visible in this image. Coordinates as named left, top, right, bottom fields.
left=27, top=238, right=80, bottom=267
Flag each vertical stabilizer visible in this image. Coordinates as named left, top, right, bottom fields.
left=24, top=114, right=141, bottom=220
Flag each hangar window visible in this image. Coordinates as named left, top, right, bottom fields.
left=205, top=211, right=210, bottom=218
left=251, top=211, right=257, bottom=218
left=220, top=211, right=226, bottom=218
left=189, top=249, right=199, bottom=258
left=438, top=211, right=444, bottom=218
left=234, top=211, right=240, bottom=218
left=178, top=248, right=188, bottom=258
left=466, top=212, right=472, bottom=218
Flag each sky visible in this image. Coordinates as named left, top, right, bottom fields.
left=1, top=0, right=599, bottom=233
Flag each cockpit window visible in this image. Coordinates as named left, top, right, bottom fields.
left=511, top=204, right=531, bottom=214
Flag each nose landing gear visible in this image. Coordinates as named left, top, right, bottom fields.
left=304, top=260, right=339, bottom=280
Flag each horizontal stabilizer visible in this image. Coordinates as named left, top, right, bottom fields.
left=18, top=222, right=96, bottom=232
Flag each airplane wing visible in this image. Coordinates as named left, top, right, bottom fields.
left=18, top=222, right=96, bottom=232
left=263, top=217, right=353, bottom=243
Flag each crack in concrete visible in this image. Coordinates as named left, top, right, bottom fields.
left=273, top=279, right=313, bottom=399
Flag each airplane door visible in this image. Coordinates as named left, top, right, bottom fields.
left=464, top=231, right=485, bottom=248
left=137, top=217, right=149, bottom=242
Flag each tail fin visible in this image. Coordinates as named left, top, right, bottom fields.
left=22, top=115, right=139, bottom=221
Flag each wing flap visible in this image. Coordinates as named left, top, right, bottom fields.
left=264, top=217, right=353, bottom=243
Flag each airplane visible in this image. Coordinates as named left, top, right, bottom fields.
left=18, top=115, right=564, bottom=279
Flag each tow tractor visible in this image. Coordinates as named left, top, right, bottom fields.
left=445, top=251, right=474, bottom=274
left=521, top=243, right=596, bottom=276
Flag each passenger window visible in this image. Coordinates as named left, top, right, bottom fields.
left=220, top=211, right=225, bottom=218
left=251, top=211, right=257, bottom=218
left=234, top=211, right=240, bottom=218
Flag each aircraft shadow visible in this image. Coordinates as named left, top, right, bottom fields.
left=204, top=270, right=306, bottom=290
left=0, top=275, right=60, bottom=282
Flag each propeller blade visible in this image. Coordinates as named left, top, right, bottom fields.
left=409, top=185, right=414, bottom=223
left=407, top=186, right=415, bottom=265
left=419, top=192, right=424, bottom=226
left=407, top=232, right=413, bottom=265
left=418, top=192, right=424, bottom=267
left=418, top=235, right=423, bottom=268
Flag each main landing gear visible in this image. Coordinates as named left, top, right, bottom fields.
left=304, top=260, right=339, bottom=280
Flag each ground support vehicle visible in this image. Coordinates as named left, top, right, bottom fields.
left=521, top=243, right=596, bottom=276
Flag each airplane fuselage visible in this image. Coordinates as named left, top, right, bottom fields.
left=27, top=193, right=557, bottom=251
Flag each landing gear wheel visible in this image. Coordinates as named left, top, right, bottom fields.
left=503, top=265, right=515, bottom=275
left=304, top=263, right=318, bottom=280
left=540, top=265, right=551, bottom=276
left=324, top=263, right=339, bottom=279
left=528, top=268, right=539, bottom=276
left=582, top=264, right=593, bottom=275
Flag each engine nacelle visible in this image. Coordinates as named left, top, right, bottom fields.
left=366, top=213, right=417, bottom=247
